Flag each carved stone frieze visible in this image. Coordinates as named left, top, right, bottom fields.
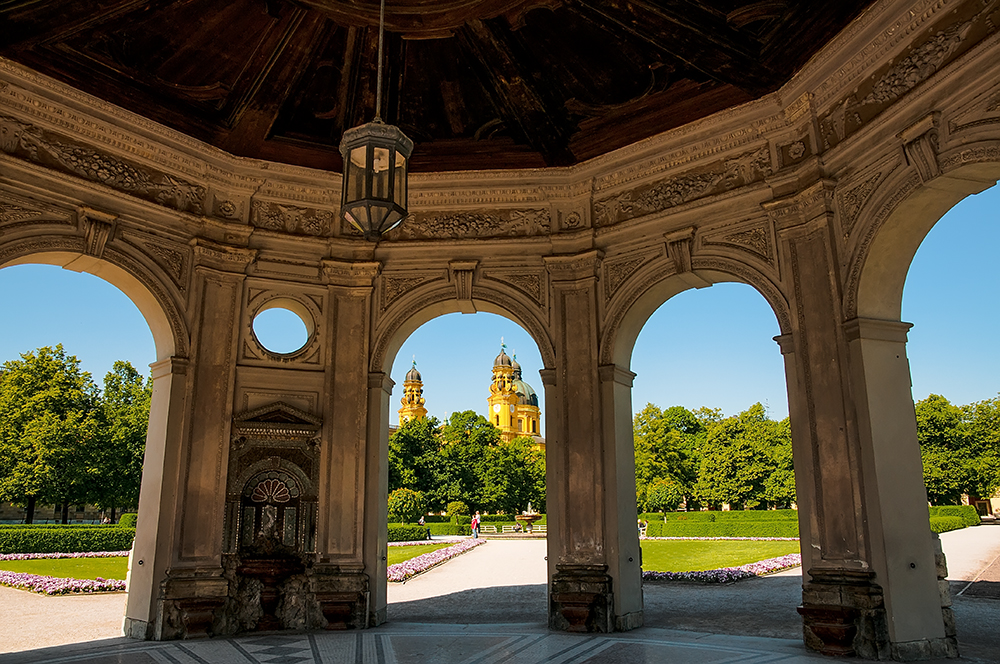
left=251, top=200, right=336, bottom=237
left=482, top=270, right=545, bottom=304
left=818, top=3, right=991, bottom=150
left=593, top=146, right=773, bottom=227
left=384, top=208, right=551, bottom=240
left=0, top=115, right=206, bottom=215
left=939, top=144, right=1000, bottom=171
left=192, top=239, right=257, bottom=273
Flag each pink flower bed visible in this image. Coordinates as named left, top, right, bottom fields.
left=0, top=551, right=130, bottom=594
left=0, top=551, right=130, bottom=561
left=387, top=538, right=486, bottom=582
left=0, top=570, right=126, bottom=594
left=642, top=553, right=801, bottom=584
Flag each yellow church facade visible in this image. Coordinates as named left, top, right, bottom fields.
left=396, top=347, right=543, bottom=449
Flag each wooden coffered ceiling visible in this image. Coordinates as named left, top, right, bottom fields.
left=0, top=0, right=873, bottom=173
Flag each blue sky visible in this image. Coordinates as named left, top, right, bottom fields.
left=1, top=184, right=998, bottom=427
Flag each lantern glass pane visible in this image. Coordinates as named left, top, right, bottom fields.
left=348, top=147, right=367, bottom=200
left=372, top=147, right=390, bottom=199
left=393, top=161, right=406, bottom=207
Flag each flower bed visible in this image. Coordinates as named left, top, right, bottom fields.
left=642, top=553, right=801, bottom=584
left=0, top=570, right=126, bottom=594
left=642, top=536, right=799, bottom=541
left=0, top=551, right=130, bottom=561
left=387, top=538, right=486, bottom=582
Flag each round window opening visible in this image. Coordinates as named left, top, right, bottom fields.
left=252, top=305, right=311, bottom=355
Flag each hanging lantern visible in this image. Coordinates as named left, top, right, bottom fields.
left=339, top=0, right=413, bottom=242
left=340, top=119, right=413, bottom=241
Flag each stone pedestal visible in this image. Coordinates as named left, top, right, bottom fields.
left=549, top=564, right=614, bottom=633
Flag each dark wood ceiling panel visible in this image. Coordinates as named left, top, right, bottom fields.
left=0, top=0, right=874, bottom=172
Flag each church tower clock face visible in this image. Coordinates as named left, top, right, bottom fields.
left=493, top=403, right=501, bottom=413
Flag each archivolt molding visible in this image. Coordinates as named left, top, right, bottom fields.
left=0, top=232, right=190, bottom=357
left=370, top=280, right=554, bottom=374
left=598, top=253, right=791, bottom=366
left=843, top=138, right=1000, bottom=319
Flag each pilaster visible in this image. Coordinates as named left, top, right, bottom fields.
left=365, top=371, right=394, bottom=627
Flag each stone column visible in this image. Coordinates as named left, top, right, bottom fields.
left=544, top=250, right=641, bottom=633
left=364, top=371, right=393, bottom=627
left=124, top=356, right=189, bottom=639
left=844, top=317, right=955, bottom=660
left=151, top=241, right=253, bottom=639
left=313, top=261, right=381, bottom=629
left=775, top=184, right=952, bottom=659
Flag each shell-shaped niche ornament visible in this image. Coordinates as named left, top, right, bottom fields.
left=252, top=478, right=291, bottom=504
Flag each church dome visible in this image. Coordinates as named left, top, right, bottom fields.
left=494, top=348, right=512, bottom=367
left=511, top=356, right=522, bottom=377
left=513, top=379, right=538, bottom=407
left=405, top=362, right=421, bottom=382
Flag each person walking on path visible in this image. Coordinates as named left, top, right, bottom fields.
left=471, top=511, right=480, bottom=539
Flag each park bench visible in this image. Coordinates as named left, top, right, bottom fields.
left=534, top=524, right=546, bottom=533
left=501, top=525, right=517, bottom=533
left=480, top=524, right=497, bottom=534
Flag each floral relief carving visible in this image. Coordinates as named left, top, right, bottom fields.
left=485, top=271, right=544, bottom=303
left=250, top=200, right=335, bottom=237
left=715, top=226, right=772, bottom=261
left=381, top=276, right=433, bottom=310
left=0, top=115, right=205, bottom=215
left=838, top=171, right=883, bottom=237
left=604, top=256, right=650, bottom=299
left=0, top=200, right=41, bottom=225
left=384, top=209, right=550, bottom=240
left=594, top=146, right=773, bottom=226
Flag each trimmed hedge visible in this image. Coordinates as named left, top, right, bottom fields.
left=640, top=509, right=798, bottom=523
left=118, top=513, right=138, bottom=528
left=455, top=515, right=472, bottom=526
left=388, top=525, right=428, bottom=542
left=928, top=505, right=980, bottom=527
left=480, top=514, right=547, bottom=524
left=429, top=523, right=471, bottom=536
left=644, top=520, right=799, bottom=538
left=929, top=516, right=966, bottom=534
left=0, top=525, right=136, bottom=553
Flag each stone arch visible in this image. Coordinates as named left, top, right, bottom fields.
left=371, top=280, right=556, bottom=374
left=847, top=156, right=1000, bottom=321
left=0, top=234, right=189, bottom=360
left=600, top=254, right=792, bottom=368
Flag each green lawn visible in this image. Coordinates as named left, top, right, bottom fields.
left=0, top=557, right=128, bottom=580
left=641, top=540, right=799, bottom=572
left=387, top=543, right=452, bottom=566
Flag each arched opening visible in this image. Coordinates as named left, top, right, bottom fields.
left=612, top=271, right=795, bottom=635
left=0, top=248, right=184, bottom=644
left=378, top=306, right=552, bottom=626
left=853, top=169, right=1000, bottom=659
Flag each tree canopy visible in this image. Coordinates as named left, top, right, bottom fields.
left=0, top=346, right=151, bottom=522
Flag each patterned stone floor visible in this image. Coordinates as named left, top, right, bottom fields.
left=0, top=623, right=962, bottom=664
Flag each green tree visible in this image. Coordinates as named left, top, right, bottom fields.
left=446, top=500, right=468, bottom=518
left=388, top=415, right=442, bottom=499
left=0, top=345, right=101, bottom=523
left=388, top=487, right=426, bottom=523
left=633, top=403, right=702, bottom=511
left=916, top=394, right=1000, bottom=504
left=433, top=411, right=500, bottom=511
left=92, top=361, right=151, bottom=516
left=479, top=436, right=546, bottom=514
left=645, top=477, right=685, bottom=512
left=693, top=403, right=794, bottom=510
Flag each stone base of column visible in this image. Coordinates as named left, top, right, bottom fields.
left=549, top=564, right=614, bottom=633
left=798, top=568, right=889, bottom=660
left=122, top=617, right=151, bottom=640
left=311, top=567, right=369, bottom=630
left=156, top=572, right=229, bottom=640
left=615, top=610, right=644, bottom=631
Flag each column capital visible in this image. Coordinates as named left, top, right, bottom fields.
left=322, top=259, right=381, bottom=287
left=538, top=368, right=558, bottom=387
left=190, top=238, right=256, bottom=274
left=598, top=364, right=636, bottom=387
left=150, top=356, right=190, bottom=379
left=843, top=317, right=912, bottom=343
left=773, top=333, right=796, bottom=355
left=368, top=372, right=394, bottom=394
left=544, top=250, right=603, bottom=282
